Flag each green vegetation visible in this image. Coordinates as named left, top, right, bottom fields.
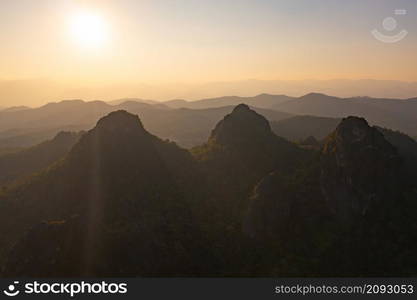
left=0, top=108, right=416, bottom=277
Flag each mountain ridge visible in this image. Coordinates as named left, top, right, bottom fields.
left=0, top=106, right=416, bottom=277
left=0, top=110, right=202, bottom=276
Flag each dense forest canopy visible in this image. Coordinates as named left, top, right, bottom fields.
left=0, top=106, right=416, bottom=277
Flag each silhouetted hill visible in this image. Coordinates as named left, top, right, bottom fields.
left=0, top=131, right=82, bottom=188
left=210, top=104, right=274, bottom=146
left=0, top=100, right=113, bottom=149
left=2, top=79, right=417, bottom=107
left=273, top=93, right=417, bottom=137
left=3, top=92, right=417, bottom=149
left=321, top=117, right=402, bottom=222
left=320, top=117, right=417, bottom=275
left=272, top=115, right=417, bottom=154
left=0, top=100, right=290, bottom=148
left=377, top=127, right=417, bottom=160
left=244, top=116, right=417, bottom=276
left=107, top=98, right=160, bottom=106
left=2, top=106, right=30, bottom=112
left=191, top=105, right=309, bottom=269
left=271, top=115, right=341, bottom=141
left=0, top=110, right=203, bottom=276
left=273, top=93, right=391, bottom=120
left=194, top=104, right=305, bottom=176
left=1, top=108, right=416, bottom=277
left=163, top=92, right=417, bottom=138
left=130, top=105, right=291, bottom=148
left=164, top=94, right=294, bottom=109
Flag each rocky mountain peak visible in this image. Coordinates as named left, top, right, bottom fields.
left=232, top=103, right=251, bottom=112
left=67, top=110, right=165, bottom=178
left=94, top=110, right=147, bottom=135
left=209, top=104, right=273, bottom=146
left=320, top=116, right=402, bottom=222
left=333, top=116, right=373, bottom=143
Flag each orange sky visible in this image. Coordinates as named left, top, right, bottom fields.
left=1, top=0, right=416, bottom=106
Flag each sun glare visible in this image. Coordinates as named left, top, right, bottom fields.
left=69, top=12, right=108, bottom=49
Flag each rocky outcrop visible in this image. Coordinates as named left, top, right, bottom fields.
left=320, top=116, right=402, bottom=223
left=199, top=104, right=306, bottom=173
left=209, top=104, right=274, bottom=147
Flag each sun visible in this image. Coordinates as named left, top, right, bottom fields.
left=69, top=12, right=108, bottom=49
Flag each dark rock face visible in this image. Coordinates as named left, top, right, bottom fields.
left=243, top=115, right=417, bottom=276
left=243, top=172, right=294, bottom=238
left=320, top=116, right=402, bottom=222
left=194, top=105, right=308, bottom=233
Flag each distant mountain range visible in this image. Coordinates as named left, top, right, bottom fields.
left=0, top=131, right=82, bottom=187
left=1, top=106, right=30, bottom=112
left=0, top=99, right=291, bottom=149
left=164, top=93, right=293, bottom=109
left=168, top=93, right=417, bottom=138
left=2, top=79, right=417, bottom=106
left=1, top=92, right=417, bottom=152
left=271, top=115, right=342, bottom=141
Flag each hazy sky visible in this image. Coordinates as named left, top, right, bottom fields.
left=1, top=0, right=417, bottom=105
